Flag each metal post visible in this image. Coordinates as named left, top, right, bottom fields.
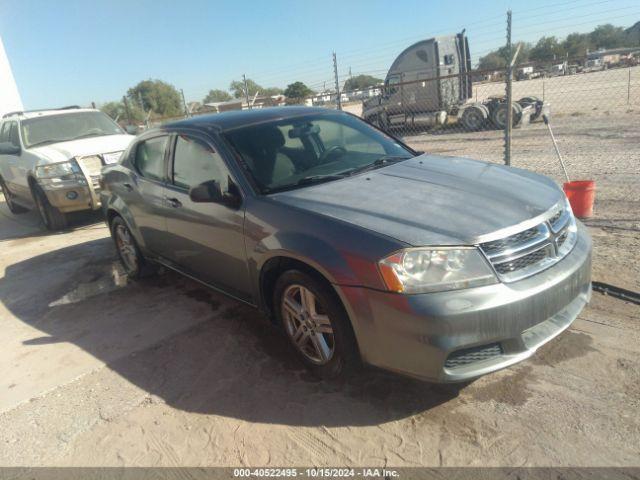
left=180, top=89, right=189, bottom=117
left=504, top=10, right=513, bottom=166
left=122, top=96, right=132, bottom=126
left=333, top=52, right=342, bottom=110
left=242, top=74, right=251, bottom=110
left=137, top=91, right=145, bottom=112
left=628, top=67, right=632, bottom=105
left=542, top=79, right=545, bottom=101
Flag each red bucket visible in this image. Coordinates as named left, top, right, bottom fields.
left=563, top=180, right=595, bottom=218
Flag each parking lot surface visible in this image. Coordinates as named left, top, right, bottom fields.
left=0, top=198, right=639, bottom=467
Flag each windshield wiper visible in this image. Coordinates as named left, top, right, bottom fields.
left=346, top=155, right=413, bottom=176
left=72, top=131, right=112, bottom=141
left=262, top=174, right=347, bottom=194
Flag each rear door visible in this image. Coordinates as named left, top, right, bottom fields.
left=163, top=131, right=251, bottom=301
left=124, top=134, right=173, bottom=256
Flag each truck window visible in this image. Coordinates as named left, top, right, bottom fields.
left=386, top=76, right=400, bottom=95
left=444, top=54, right=455, bottom=65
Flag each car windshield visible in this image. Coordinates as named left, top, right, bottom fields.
left=21, top=111, right=123, bottom=148
left=223, top=112, right=413, bottom=193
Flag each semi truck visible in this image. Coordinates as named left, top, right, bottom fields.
left=361, top=32, right=543, bottom=131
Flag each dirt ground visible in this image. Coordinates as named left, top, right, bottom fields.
left=0, top=190, right=639, bottom=467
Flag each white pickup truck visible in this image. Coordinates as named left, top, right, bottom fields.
left=0, top=107, right=134, bottom=229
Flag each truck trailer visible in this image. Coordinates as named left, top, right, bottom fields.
left=361, top=32, right=543, bottom=132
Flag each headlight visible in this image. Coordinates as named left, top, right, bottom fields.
left=378, top=247, right=497, bottom=294
left=35, top=160, right=81, bottom=179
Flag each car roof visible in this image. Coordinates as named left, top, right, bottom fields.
left=3, top=108, right=99, bottom=121
left=164, top=106, right=340, bottom=132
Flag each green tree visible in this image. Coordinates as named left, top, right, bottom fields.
left=343, top=74, right=383, bottom=92
left=589, top=24, right=628, bottom=49
left=203, top=89, right=232, bottom=104
left=530, top=36, right=564, bottom=62
left=478, top=51, right=507, bottom=70
left=562, top=32, right=592, bottom=59
left=127, top=79, right=183, bottom=118
left=284, top=81, right=313, bottom=102
left=229, top=78, right=282, bottom=98
left=100, top=101, right=144, bottom=123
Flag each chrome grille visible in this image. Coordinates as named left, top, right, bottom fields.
left=445, top=343, right=503, bottom=369
left=78, top=156, right=103, bottom=177
left=480, top=206, right=577, bottom=282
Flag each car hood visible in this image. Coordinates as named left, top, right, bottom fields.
left=29, top=134, right=134, bottom=164
left=271, top=155, right=564, bottom=246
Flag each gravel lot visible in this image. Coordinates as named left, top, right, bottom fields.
left=0, top=186, right=639, bottom=467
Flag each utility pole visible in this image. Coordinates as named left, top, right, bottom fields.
left=243, top=74, right=251, bottom=110
left=122, top=95, right=132, bottom=126
left=137, top=92, right=145, bottom=113
left=504, top=9, right=513, bottom=166
left=180, top=89, right=189, bottom=117
left=333, top=52, right=342, bottom=110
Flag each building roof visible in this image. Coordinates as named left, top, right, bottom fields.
left=165, top=106, right=338, bottom=131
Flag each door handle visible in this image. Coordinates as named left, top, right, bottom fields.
left=123, top=183, right=133, bottom=192
left=167, top=197, right=182, bottom=208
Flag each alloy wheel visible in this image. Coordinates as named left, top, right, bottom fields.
left=281, top=284, right=335, bottom=365
left=115, top=224, right=138, bottom=272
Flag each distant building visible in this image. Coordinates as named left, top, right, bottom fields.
left=587, top=47, right=640, bottom=67
left=0, top=37, right=23, bottom=118
left=203, top=94, right=285, bottom=113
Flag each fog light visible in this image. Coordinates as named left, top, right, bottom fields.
left=66, top=190, right=78, bottom=200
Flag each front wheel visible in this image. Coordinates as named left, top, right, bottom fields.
left=32, top=185, right=68, bottom=230
left=274, top=270, right=359, bottom=380
left=0, top=178, right=28, bottom=214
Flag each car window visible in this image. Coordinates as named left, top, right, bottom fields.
left=313, top=119, right=385, bottom=156
left=0, top=122, right=9, bottom=143
left=172, top=134, right=228, bottom=191
left=135, top=136, right=168, bottom=182
left=7, top=122, right=20, bottom=148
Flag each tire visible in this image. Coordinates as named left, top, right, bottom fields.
left=490, top=102, right=523, bottom=129
left=460, top=104, right=488, bottom=131
left=518, top=96, right=543, bottom=122
left=0, top=178, right=28, bottom=214
left=370, top=113, right=388, bottom=132
left=110, top=215, right=155, bottom=279
left=32, top=185, right=68, bottom=230
left=274, top=270, right=359, bottom=380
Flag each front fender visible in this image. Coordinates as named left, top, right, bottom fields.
left=104, top=193, right=145, bottom=250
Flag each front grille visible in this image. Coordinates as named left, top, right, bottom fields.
left=445, top=343, right=503, bottom=369
left=479, top=206, right=577, bottom=282
left=78, top=156, right=103, bottom=177
left=494, top=247, right=550, bottom=274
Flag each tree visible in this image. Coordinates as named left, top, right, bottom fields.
left=478, top=51, right=507, bottom=71
left=229, top=78, right=283, bottom=98
left=284, top=82, right=313, bottom=102
left=100, top=100, right=144, bottom=123
left=529, top=36, right=564, bottom=62
left=589, top=24, right=628, bottom=49
left=127, top=79, right=183, bottom=118
left=203, top=89, right=232, bottom=104
left=343, top=74, right=383, bottom=92
left=562, top=32, right=591, bottom=59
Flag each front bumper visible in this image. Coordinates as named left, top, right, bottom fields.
left=39, top=173, right=101, bottom=213
left=337, top=223, right=592, bottom=383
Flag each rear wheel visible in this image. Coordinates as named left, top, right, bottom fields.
left=32, top=185, right=68, bottom=230
left=491, top=102, right=523, bottom=129
left=274, top=270, right=359, bottom=380
left=0, top=178, right=28, bottom=214
left=110, top=215, right=153, bottom=279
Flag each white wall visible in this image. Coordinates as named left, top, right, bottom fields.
left=0, top=37, right=23, bottom=118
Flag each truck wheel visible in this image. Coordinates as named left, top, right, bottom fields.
left=32, top=186, right=68, bottom=230
left=491, top=102, right=523, bottom=129
left=371, top=113, right=389, bottom=132
left=0, top=178, right=28, bottom=214
left=460, top=105, right=488, bottom=131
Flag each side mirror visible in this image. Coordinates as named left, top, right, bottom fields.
left=0, top=142, right=21, bottom=155
left=189, top=180, right=223, bottom=203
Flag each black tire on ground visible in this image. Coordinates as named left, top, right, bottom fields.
left=518, top=96, right=543, bottom=122
left=460, top=104, right=489, bottom=131
left=273, top=269, right=359, bottom=380
left=0, top=177, right=28, bottom=214
left=109, top=215, right=155, bottom=279
left=490, top=102, right=523, bottom=129
left=31, top=185, right=68, bottom=230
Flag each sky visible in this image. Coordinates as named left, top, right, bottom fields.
left=1, top=0, right=638, bottom=109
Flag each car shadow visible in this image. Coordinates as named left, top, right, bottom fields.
left=0, top=237, right=466, bottom=427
